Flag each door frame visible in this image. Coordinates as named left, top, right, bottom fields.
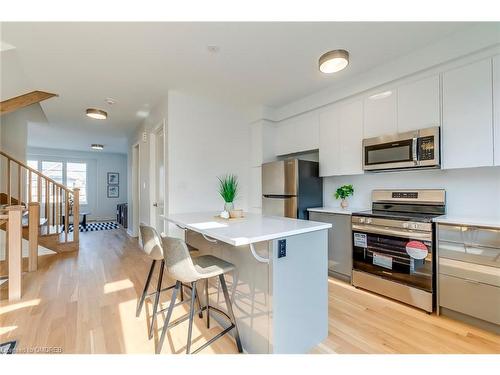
left=130, top=142, right=140, bottom=237
left=149, top=119, right=167, bottom=233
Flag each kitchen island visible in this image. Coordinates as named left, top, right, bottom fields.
left=162, top=212, right=331, bottom=354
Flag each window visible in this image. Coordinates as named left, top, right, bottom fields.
left=27, top=160, right=38, bottom=203
left=27, top=159, right=88, bottom=205
left=41, top=161, right=63, bottom=184
left=66, top=162, right=87, bottom=204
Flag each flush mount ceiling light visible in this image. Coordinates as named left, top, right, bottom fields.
left=91, top=144, right=104, bottom=150
left=368, top=90, right=393, bottom=100
left=319, top=49, right=349, bottom=74
left=86, top=108, right=107, bottom=120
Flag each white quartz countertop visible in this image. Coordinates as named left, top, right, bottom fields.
left=161, top=212, right=332, bottom=246
left=307, top=206, right=369, bottom=215
left=433, top=215, right=500, bottom=229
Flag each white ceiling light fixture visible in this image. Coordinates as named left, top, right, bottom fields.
left=86, top=108, right=107, bottom=120
left=207, top=45, right=220, bottom=53
left=319, top=49, right=349, bottom=74
left=91, top=144, right=104, bottom=150
left=368, top=90, right=393, bottom=100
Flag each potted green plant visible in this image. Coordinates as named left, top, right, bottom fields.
left=334, top=184, right=354, bottom=209
left=218, top=174, right=238, bottom=215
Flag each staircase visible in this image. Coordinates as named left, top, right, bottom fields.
left=0, top=150, right=80, bottom=255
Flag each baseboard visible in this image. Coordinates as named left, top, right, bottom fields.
left=440, top=307, right=500, bottom=334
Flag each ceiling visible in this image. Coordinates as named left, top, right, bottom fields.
left=0, top=22, right=479, bottom=153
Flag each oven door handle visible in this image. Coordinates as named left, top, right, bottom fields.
left=352, top=224, right=432, bottom=241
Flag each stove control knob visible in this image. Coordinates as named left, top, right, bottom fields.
left=402, top=222, right=409, bottom=229
left=410, top=223, right=418, bottom=230
left=366, top=218, right=373, bottom=224
left=359, top=217, right=365, bottom=223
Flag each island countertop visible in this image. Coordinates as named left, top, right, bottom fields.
left=161, top=212, right=332, bottom=246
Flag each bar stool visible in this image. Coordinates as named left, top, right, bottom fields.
left=137, top=225, right=202, bottom=339
left=156, top=235, right=243, bottom=354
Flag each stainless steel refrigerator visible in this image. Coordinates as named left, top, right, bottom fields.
left=262, top=159, right=323, bottom=219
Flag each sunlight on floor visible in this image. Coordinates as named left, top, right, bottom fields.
left=0, top=298, right=41, bottom=314
left=0, top=325, right=18, bottom=335
left=118, top=299, right=151, bottom=353
left=103, top=279, right=134, bottom=294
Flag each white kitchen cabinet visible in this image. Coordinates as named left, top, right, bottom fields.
left=319, top=100, right=363, bottom=177
left=274, top=111, right=319, bottom=156
left=318, top=105, right=340, bottom=177
left=442, top=59, right=494, bottom=169
left=363, top=88, right=397, bottom=138
left=494, top=55, right=500, bottom=166
left=397, top=75, right=440, bottom=133
left=338, top=100, right=364, bottom=175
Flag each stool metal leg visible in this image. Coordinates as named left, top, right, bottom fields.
left=186, top=281, right=197, bottom=354
left=205, top=279, right=210, bottom=329
left=195, top=284, right=203, bottom=319
left=136, top=260, right=156, bottom=317
left=219, top=274, right=243, bottom=353
left=156, top=280, right=180, bottom=354
left=149, top=260, right=165, bottom=339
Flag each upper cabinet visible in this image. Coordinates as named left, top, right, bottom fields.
left=494, top=55, right=500, bottom=166
left=319, top=99, right=363, bottom=177
left=274, top=111, right=319, bottom=156
left=442, top=59, right=494, bottom=169
left=338, top=100, right=364, bottom=175
left=398, top=75, right=440, bottom=133
left=363, top=88, right=397, bottom=138
left=319, top=105, right=340, bottom=177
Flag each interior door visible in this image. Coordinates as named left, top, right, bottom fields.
left=153, top=126, right=165, bottom=234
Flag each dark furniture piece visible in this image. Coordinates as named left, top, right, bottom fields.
left=117, top=203, right=128, bottom=228
left=62, top=212, right=90, bottom=230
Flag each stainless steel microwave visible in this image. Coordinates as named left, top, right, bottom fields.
left=363, top=126, right=440, bottom=172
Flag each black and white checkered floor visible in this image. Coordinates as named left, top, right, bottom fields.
left=68, top=221, right=119, bottom=232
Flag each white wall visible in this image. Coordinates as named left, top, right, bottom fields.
left=0, top=104, right=48, bottom=161
left=127, top=91, right=255, bottom=235
left=167, top=91, right=252, bottom=214
left=28, top=147, right=127, bottom=221
left=0, top=104, right=48, bottom=196
left=323, top=167, right=500, bottom=217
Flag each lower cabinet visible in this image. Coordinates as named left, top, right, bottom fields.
left=309, top=211, right=352, bottom=281
left=438, top=223, right=500, bottom=332
left=439, top=273, right=500, bottom=326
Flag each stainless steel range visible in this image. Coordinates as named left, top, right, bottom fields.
left=351, top=189, right=446, bottom=312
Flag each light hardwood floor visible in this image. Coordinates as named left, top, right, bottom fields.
left=1, top=228, right=499, bottom=354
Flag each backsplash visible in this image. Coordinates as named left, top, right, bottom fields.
left=323, top=166, right=500, bottom=217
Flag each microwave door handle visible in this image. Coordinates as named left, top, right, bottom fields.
left=412, top=137, right=418, bottom=163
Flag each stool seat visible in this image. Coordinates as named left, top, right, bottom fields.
left=193, top=255, right=235, bottom=278
left=157, top=235, right=243, bottom=354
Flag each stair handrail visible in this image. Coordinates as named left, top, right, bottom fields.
left=0, top=150, right=73, bottom=194
left=0, top=149, right=80, bottom=248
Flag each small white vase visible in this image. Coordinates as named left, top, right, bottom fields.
left=340, top=199, right=348, bottom=209
left=224, top=202, right=234, bottom=212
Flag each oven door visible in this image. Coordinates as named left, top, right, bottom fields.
left=352, top=223, right=434, bottom=292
